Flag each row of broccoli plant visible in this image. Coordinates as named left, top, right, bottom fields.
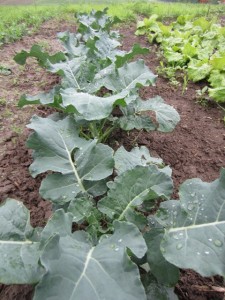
left=1, top=8, right=225, bottom=300
left=136, top=14, right=225, bottom=102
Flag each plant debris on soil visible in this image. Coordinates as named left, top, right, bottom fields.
left=0, top=19, right=225, bottom=300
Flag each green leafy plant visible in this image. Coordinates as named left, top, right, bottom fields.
left=14, top=9, right=180, bottom=143
left=0, top=9, right=205, bottom=300
left=1, top=166, right=225, bottom=298
left=136, top=15, right=225, bottom=103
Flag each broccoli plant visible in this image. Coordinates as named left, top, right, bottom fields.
left=5, top=9, right=219, bottom=300
left=14, top=9, right=180, bottom=143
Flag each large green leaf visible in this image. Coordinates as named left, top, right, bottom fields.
left=160, top=168, right=225, bottom=277
left=118, top=114, right=156, bottom=131
left=18, top=86, right=61, bottom=108
left=115, top=44, right=149, bottom=68
left=68, top=196, right=96, bottom=222
left=27, top=116, right=114, bottom=202
left=120, top=96, right=180, bottom=132
left=27, top=115, right=87, bottom=177
left=34, top=221, right=147, bottom=300
left=98, top=165, right=173, bottom=222
left=144, top=229, right=179, bottom=286
left=89, top=32, right=121, bottom=60
left=114, top=146, right=164, bottom=175
left=0, top=199, right=44, bottom=284
left=57, top=31, right=86, bottom=58
left=92, top=60, right=156, bottom=93
left=41, top=209, right=74, bottom=242
left=48, top=57, right=96, bottom=91
left=40, top=174, right=108, bottom=204
left=77, top=8, right=120, bottom=35
left=14, top=44, right=66, bottom=67
left=61, top=88, right=127, bottom=120
left=137, top=96, right=180, bottom=132
left=142, top=273, right=178, bottom=300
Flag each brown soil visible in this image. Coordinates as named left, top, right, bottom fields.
left=0, top=20, right=225, bottom=300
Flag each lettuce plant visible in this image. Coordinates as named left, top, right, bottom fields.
left=136, top=15, right=225, bottom=103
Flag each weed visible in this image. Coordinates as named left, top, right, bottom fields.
left=0, top=98, right=6, bottom=106
left=2, top=108, right=13, bottom=118
left=11, top=125, right=23, bottom=135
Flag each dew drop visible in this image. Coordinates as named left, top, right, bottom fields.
left=176, top=243, right=183, bottom=250
left=115, top=247, right=119, bottom=251
left=63, top=196, right=67, bottom=199
left=197, top=252, right=200, bottom=255
left=190, top=193, right=195, bottom=197
left=214, top=240, right=223, bottom=247
left=118, top=239, right=122, bottom=243
left=187, top=203, right=194, bottom=211
left=72, top=191, right=76, bottom=194
left=204, top=251, right=210, bottom=255
left=173, top=234, right=179, bottom=240
left=208, top=238, right=212, bottom=242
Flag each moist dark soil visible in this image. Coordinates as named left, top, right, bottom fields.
left=0, top=19, right=225, bottom=300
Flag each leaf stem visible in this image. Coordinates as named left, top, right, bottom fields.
left=59, top=132, right=86, bottom=193
left=99, top=124, right=117, bottom=143
left=89, top=122, right=99, bottom=139
left=67, top=58, right=81, bottom=91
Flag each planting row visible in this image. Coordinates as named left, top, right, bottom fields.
left=0, top=9, right=225, bottom=300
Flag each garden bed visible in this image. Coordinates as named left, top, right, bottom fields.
left=0, top=18, right=225, bottom=300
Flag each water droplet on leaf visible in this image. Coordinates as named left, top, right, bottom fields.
left=176, top=243, right=183, bottom=250
left=173, top=234, right=179, bottom=240
left=214, top=240, right=223, bottom=247
left=187, top=203, right=194, bottom=211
